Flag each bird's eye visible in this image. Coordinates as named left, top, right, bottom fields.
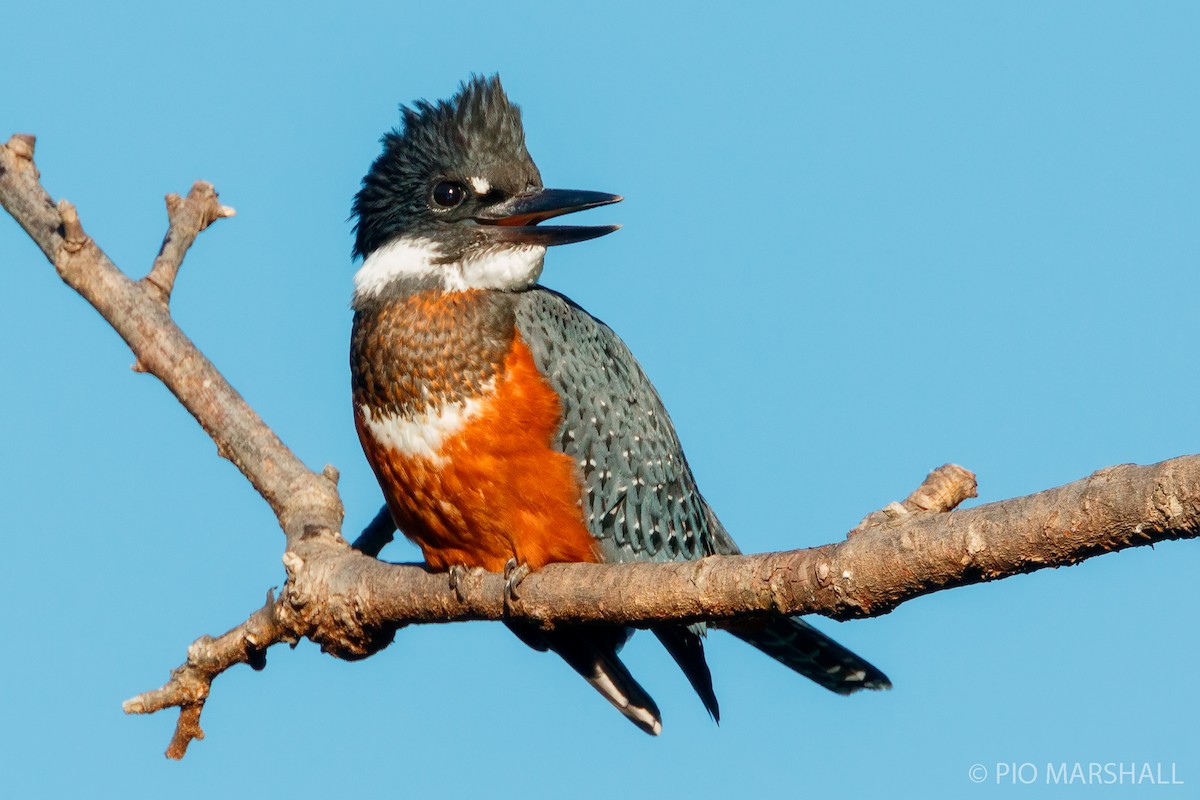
left=431, top=180, right=468, bottom=209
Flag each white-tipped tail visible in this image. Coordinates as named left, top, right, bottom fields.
left=538, top=628, right=663, bottom=735
left=586, top=663, right=662, bottom=735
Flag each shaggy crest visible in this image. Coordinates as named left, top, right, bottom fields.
left=352, top=75, right=542, bottom=258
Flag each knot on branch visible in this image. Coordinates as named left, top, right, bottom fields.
left=277, top=547, right=398, bottom=660
left=850, top=463, right=977, bottom=536
left=5, top=134, right=38, bottom=178
left=278, top=475, right=346, bottom=543
left=54, top=199, right=92, bottom=266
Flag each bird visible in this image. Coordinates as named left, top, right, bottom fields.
left=349, top=74, right=891, bottom=735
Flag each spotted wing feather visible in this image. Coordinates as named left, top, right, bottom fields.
left=515, top=287, right=728, bottom=721
left=515, top=287, right=733, bottom=564
left=515, top=287, right=891, bottom=708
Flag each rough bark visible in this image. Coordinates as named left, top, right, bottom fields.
left=3, top=134, right=1196, bottom=759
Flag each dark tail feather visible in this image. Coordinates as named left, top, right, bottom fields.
left=654, top=626, right=720, bottom=722
left=549, top=629, right=663, bottom=735
left=727, top=616, right=892, bottom=694
left=510, top=622, right=662, bottom=735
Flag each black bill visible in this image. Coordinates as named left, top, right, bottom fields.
left=476, top=188, right=622, bottom=247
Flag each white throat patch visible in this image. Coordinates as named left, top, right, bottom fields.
left=353, top=236, right=546, bottom=299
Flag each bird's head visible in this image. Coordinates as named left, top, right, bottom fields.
left=352, top=75, right=620, bottom=300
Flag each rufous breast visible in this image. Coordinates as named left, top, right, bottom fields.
left=352, top=287, right=598, bottom=571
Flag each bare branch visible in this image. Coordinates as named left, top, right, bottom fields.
left=123, top=592, right=291, bottom=759
left=141, top=181, right=235, bottom=306
left=275, top=456, right=1200, bottom=632
left=3, top=134, right=1196, bottom=759
left=901, top=463, right=978, bottom=512
left=850, top=463, right=978, bottom=535
left=0, top=135, right=340, bottom=540
left=167, top=705, right=205, bottom=761
left=123, top=453, right=1200, bottom=758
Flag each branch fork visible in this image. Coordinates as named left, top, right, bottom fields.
left=142, top=181, right=235, bottom=305
left=3, top=133, right=1196, bottom=760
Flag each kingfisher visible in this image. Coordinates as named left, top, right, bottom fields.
left=350, top=75, right=890, bottom=734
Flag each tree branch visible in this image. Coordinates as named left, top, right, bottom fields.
left=141, top=181, right=235, bottom=306
left=122, top=591, right=290, bottom=758
left=3, top=133, right=1196, bottom=759
left=0, top=135, right=340, bottom=539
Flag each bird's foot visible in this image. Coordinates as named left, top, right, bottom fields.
left=502, top=558, right=531, bottom=614
left=448, top=563, right=487, bottom=604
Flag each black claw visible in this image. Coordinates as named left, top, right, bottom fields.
left=448, top=564, right=466, bottom=603
left=503, top=558, right=531, bottom=608
left=448, top=563, right=486, bottom=604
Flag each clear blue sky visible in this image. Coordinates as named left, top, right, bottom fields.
left=3, top=2, right=1197, bottom=798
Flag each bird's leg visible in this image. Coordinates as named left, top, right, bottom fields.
left=448, top=563, right=487, bottom=604
left=502, top=557, right=532, bottom=613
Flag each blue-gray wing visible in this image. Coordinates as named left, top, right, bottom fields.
left=515, top=288, right=891, bottom=716
left=514, top=287, right=738, bottom=564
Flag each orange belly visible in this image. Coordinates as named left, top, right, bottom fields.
left=357, top=334, right=599, bottom=572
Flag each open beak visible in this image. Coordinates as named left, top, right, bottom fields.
left=475, top=188, right=622, bottom=246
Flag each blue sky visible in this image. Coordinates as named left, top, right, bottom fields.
left=3, top=2, right=1197, bottom=798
